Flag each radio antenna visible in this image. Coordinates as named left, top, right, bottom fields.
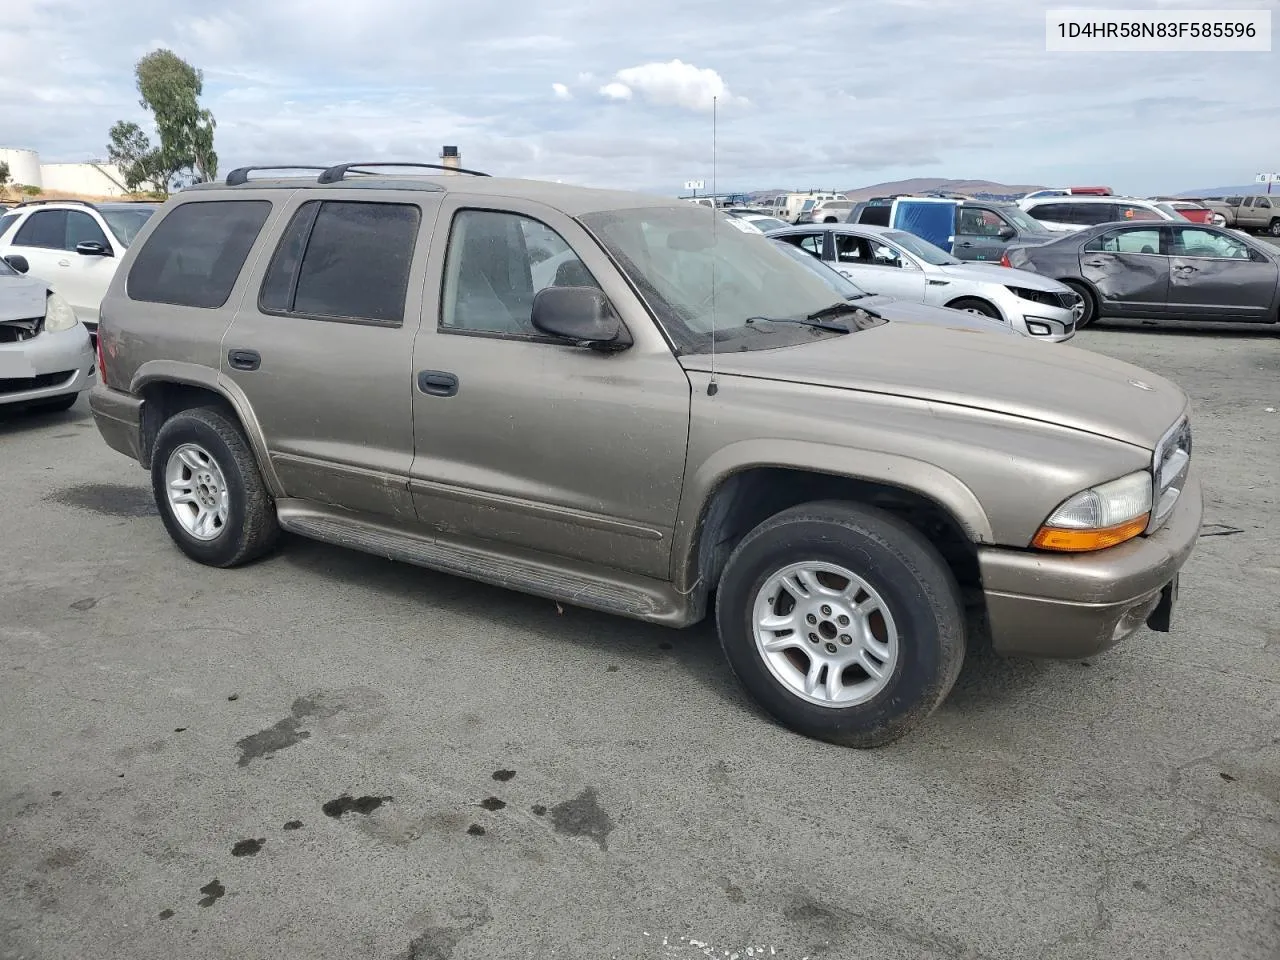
left=707, top=94, right=719, bottom=397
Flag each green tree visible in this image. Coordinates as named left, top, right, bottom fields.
left=134, top=49, right=217, bottom=183
left=0, top=160, right=10, bottom=187
left=106, top=120, right=168, bottom=194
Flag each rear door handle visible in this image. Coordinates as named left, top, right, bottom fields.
left=958, top=241, right=974, bottom=248
left=227, top=348, right=261, bottom=371
left=417, top=370, right=459, bottom=397
left=57, top=259, right=71, bottom=267
left=1083, top=259, right=1107, bottom=267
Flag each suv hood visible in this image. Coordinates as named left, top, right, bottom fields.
left=0, top=275, right=48, bottom=323
left=935, top=261, right=1069, bottom=291
left=681, top=321, right=1185, bottom=449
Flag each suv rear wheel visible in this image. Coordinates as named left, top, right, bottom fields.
left=151, top=406, right=280, bottom=567
left=715, top=501, right=965, bottom=748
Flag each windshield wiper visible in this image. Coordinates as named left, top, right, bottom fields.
left=744, top=315, right=850, bottom=334
left=807, top=300, right=885, bottom=323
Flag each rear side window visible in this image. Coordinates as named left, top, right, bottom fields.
left=858, top=205, right=891, bottom=226
left=128, top=201, right=271, bottom=309
left=0, top=212, right=21, bottom=239
left=13, top=210, right=67, bottom=248
left=259, top=200, right=419, bottom=324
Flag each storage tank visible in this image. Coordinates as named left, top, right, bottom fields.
left=39, top=162, right=131, bottom=197
left=0, top=147, right=42, bottom=188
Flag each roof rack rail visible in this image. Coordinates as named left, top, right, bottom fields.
left=9, top=198, right=101, bottom=211
left=225, top=165, right=331, bottom=186
left=317, top=161, right=490, bottom=184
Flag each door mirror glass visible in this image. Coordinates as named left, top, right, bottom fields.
left=531, top=286, right=631, bottom=351
left=3, top=254, right=29, bottom=273
left=997, top=225, right=1016, bottom=240
left=75, top=240, right=111, bottom=257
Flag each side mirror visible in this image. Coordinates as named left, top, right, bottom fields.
left=531, top=286, right=631, bottom=351
left=3, top=254, right=29, bottom=274
left=998, top=226, right=1016, bottom=240
left=76, top=241, right=112, bottom=257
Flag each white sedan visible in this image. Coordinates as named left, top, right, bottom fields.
left=766, top=223, right=1083, bottom=342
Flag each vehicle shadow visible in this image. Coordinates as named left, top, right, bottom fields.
left=272, top=534, right=1068, bottom=733
left=1089, top=318, right=1280, bottom=338
left=0, top=399, right=90, bottom=437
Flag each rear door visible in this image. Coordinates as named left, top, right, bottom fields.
left=4, top=210, right=70, bottom=300
left=1165, top=226, right=1278, bottom=321
left=405, top=198, right=691, bottom=580
left=1079, top=225, right=1169, bottom=318
left=953, top=206, right=1008, bottom=261
left=222, top=191, right=437, bottom=519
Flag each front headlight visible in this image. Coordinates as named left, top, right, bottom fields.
left=43, top=292, right=79, bottom=333
left=1005, top=285, right=1057, bottom=307
left=1031, top=471, right=1153, bottom=552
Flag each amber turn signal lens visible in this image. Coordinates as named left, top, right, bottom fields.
left=1031, top=514, right=1149, bottom=552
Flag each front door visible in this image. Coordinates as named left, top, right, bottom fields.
left=6, top=209, right=118, bottom=323
left=222, top=191, right=437, bottom=519
left=829, top=233, right=928, bottom=301
left=407, top=198, right=691, bottom=580
left=954, top=207, right=1007, bottom=262
left=1165, top=226, right=1278, bottom=322
left=1079, top=225, right=1169, bottom=318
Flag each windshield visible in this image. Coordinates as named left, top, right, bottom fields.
left=100, top=206, right=158, bottom=247
left=581, top=205, right=862, bottom=354
left=769, top=239, right=869, bottom=298
left=995, top=205, right=1047, bottom=233
left=883, top=230, right=960, bottom=265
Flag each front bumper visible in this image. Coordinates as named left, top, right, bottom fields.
left=0, top=324, right=95, bottom=406
left=88, top=383, right=145, bottom=462
left=978, top=468, right=1202, bottom=659
left=993, top=294, right=1079, bottom=343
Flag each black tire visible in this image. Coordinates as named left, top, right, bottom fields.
left=715, top=500, right=965, bottom=748
left=150, top=406, right=280, bottom=567
left=946, top=297, right=1001, bottom=320
left=33, top=393, right=78, bottom=413
left=1269, top=219, right=1280, bottom=238
left=1062, top=280, right=1097, bottom=327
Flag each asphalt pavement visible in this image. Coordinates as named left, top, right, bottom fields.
left=1, top=321, right=1277, bottom=960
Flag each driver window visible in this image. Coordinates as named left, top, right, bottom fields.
left=958, top=208, right=1005, bottom=236
left=871, top=244, right=903, bottom=267
left=834, top=234, right=871, bottom=263
left=1085, top=228, right=1161, bottom=255
left=441, top=210, right=600, bottom=337
left=1170, top=228, right=1250, bottom=259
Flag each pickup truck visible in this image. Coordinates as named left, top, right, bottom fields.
left=1231, top=195, right=1280, bottom=236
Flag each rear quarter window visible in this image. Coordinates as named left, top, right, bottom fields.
left=127, top=200, right=272, bottom=309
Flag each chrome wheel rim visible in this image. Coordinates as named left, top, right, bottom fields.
left=165, top=443, right=230, bottom=541
left=752, top=561, right=899, bottom=708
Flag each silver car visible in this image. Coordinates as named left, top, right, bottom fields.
left=0, top=253, right=95, bottom=413
left=767, top=223, right=1083, bottom=342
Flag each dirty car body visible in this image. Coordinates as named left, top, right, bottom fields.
left=0, top=254, right=95, bottom=411
left=88, top=166, right=1200, bottom=747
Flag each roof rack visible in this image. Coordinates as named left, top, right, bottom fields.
left=9, top=198, right=101, bottom=211
left=317, top=161, right=490, bottom=183
left=225, top=165, right=330, bottom=186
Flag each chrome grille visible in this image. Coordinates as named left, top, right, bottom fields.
left=1149, top=417, right=1191, bottom=531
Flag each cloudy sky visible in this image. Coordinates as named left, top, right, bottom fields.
left=2, top=0, right=1276, bottom=195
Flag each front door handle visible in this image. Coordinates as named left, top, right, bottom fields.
left=57, top=259, right=71, bottom=267
left=1083, top=259, right=1107, bottom=268
left=958, top=241, right=974, bottom=247
left=228, top=348, right=261, bottom=371
left=417, top=370, right=459, bottom=397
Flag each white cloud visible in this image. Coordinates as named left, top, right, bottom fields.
left=599, top=81, right=632, bottom=101
left=611, top=59, right=738, bottom=112
left=551, top=82, right=571, bottom=100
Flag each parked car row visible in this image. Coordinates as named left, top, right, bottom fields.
left=83, top=162, right=1201, bottom=750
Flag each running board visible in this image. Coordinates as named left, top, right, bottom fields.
left=274, top=501, right=699, bottom=627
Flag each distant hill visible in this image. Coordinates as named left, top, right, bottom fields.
left=839, top=178, right=1048, bottom=200
left=1174, top=184, right=1275, bottom=198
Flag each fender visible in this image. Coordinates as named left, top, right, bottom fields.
left=129, top=359, right=286, bottom=498
left=672, top=438, right=993, bottom=591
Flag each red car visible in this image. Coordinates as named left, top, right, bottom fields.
left=1150, top=199, right=1221, bottom=225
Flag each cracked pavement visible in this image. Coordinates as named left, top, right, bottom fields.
left=1, top=322, right=1277, bottom=960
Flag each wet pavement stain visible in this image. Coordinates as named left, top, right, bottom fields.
left=549, top=787, right=614, bottom=850
left=606, top=665, right=619, bottom=672
left=466, top=824, right=485, bottom=836
left=725, top=883, right=746, bottom=903
left=491, top=769, right=515, bottom=782
left=658, top=642, right=673, bottom=650
left=283, top=820, right=303, bottom=830
left=400, top=906, right=492, bottom=960
left=69, top=597, right=97, bottom=611
left=234, top=694, right=347, bottom=766
left=46, top=483, right=156, bottom=518
left=531, top=804, right=547, bottom=816
left=322, top=794, right=391, bottom=818
left=231, top=838, right=265, bottom=857
left=479, top=797, right=505, bottom=811
left=197, top=879, right=225, bottom=908
left=174, top=727, right=187, bottom=733
left=158, top=909, right=174, bottom=920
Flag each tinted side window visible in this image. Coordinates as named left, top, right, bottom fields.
left=260, top=201, right=419, bottom=324
left=1072, top=204, right=1116, bottom=226
left=128, top=201, right=272, bottom=309
left=1028, top=203, right=1071, bottom=223
left=440, top=209, right=600, bottom=337
left=66, top=211, right=109, bottom=249
left=859, top=204, right=891, bottom=226
left=13, top=210, right=67, bottom=249
left=0, top=212, right=21, bottom=239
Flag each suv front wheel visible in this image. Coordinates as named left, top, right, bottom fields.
left=151, top=406, right=280, bottom=567
left=715, top=501, right=965, bottom=748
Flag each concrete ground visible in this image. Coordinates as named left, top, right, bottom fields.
left=1, top=322, right=1277, bottom=960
